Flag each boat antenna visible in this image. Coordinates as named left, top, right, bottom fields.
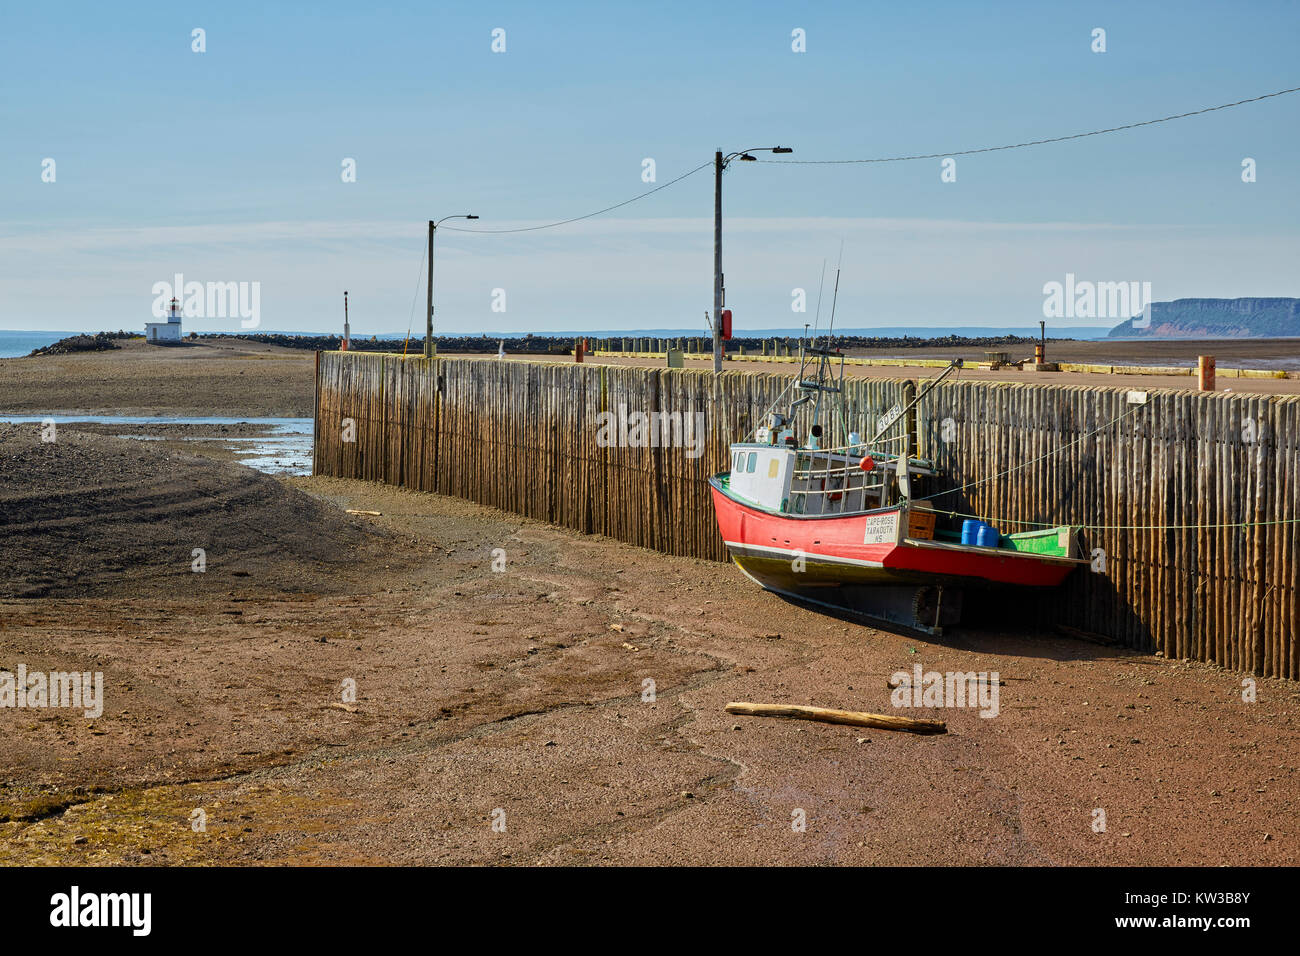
left=826, top=240, right=844, bottom=346
left=808, top=244, right=845, bottom=438
left=811, top=259, right=827, bottom=346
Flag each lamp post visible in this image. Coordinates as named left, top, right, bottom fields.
left=712, top=146, right=792, bottom=373
left=425, top=214, right=479, bottom=358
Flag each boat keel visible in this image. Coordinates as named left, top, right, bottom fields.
left=837, top=583, right=964, bottom=637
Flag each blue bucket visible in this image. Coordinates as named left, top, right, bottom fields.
left=976, top=523, right=1000, bottom=548
left=961, top=519, right=980, bottom=545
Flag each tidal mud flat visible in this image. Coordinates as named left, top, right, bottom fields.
left=0, top=337, right=1297, bottom=865
left=37, top=420, right=312, bottom=475
left=0, top=338, right=315, bottom=418
left=0, top=425, right=1295, bottom=864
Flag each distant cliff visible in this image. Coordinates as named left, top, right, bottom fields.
left=1109, top=298, right=1300, bottom=338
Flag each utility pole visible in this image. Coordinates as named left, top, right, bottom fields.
left=424, top=220, right=435, bottom=358
left=712, top=149, right=724, bottom=373
left=424, top=214, right=478, bottom=359
left=710, top=146, right=793, bottom=374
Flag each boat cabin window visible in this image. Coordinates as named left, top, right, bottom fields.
left=727, top=443, right=794, bottom=510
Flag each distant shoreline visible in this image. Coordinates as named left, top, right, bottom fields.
left=6, top=334, right=1300, bottom=424
left=0, top=337, right=316, bottom=418
left=8, top=323, right=1300, bottom=361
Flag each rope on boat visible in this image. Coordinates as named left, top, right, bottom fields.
left=918, top=400, right=1300, bottom=533
left=1083, top=516, right=1300, bottom=532
left=918, top=401, right=1147, bottom=505
left=933, top=509, right=1300, bottom=534
left=729, top=331, right=1294, bottom=536
left=742, top=377, right=797, bottom=444
left=741, top=380, right=909, bottom=450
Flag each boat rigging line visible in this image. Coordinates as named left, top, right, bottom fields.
left=811, top=259, right=827, bottom=343
left=918, top=400, right=1148, bottom=506
left=810, top=245, right=845, bottom=435
left=826, top=240, right=844, bottom=343
left=937, top=508, right=1300, bottom=535
left=869, top=358, right=965, bottom=445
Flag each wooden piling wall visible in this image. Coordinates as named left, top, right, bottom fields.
left=315, top=352, right=1299, bottom=678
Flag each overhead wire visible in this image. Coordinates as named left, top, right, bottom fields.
left=439, top=161, right=713, bottom=234
left=756, top=86, right=1300, bottom=165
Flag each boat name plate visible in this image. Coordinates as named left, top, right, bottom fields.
left=864, top=512, right=900, bottom=546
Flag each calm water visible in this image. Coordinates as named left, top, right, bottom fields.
left=0, top=415, right=313, bottom=476
left=0, top=330, right=66, bottom=358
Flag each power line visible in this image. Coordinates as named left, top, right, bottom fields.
left=440, top=161, right=713, bottom=234
left=757, top=85, right=1300, bottom=165
left=429, top=85, right=1298, bottom=236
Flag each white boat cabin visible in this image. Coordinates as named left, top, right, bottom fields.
left=727, top=442, right=891, bottom=516
left=727, top=426, right=942, bottom=518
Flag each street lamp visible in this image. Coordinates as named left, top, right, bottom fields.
left=425, top=214, right=479, bottom=358
left=712, top=146, right=792, bottom=373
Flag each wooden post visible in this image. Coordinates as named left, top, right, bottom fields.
left=424, top=220, right=435, bottom=358
left=1199, top=355, right=1216, bottom=391
left=312, top=350, right=320, bottom=476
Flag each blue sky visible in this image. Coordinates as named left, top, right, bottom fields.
left=2, top=0, right=1297, bottom=333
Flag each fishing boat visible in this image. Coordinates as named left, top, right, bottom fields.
left=708, top=345, right=1086, bottom=635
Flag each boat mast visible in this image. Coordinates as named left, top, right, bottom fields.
left=869, top=358, right=964, bottom=445
left=811, top=243, right=844, bottom=443
left=812, top=259, right=827, bottom=345
left=789, top=247, right=846, bottom=447
left=825, top=241, right=844, bottom=344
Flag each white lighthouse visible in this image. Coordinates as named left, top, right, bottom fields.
left=145, top=297, right=183, bottom=344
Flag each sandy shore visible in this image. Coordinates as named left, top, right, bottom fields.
left=0, top=338, right=315, bottom=417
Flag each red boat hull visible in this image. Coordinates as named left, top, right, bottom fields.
left=709, top=479, right=1079, bottom=592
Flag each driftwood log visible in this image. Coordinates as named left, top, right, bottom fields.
left=725, top=701, right=946, bottom=735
